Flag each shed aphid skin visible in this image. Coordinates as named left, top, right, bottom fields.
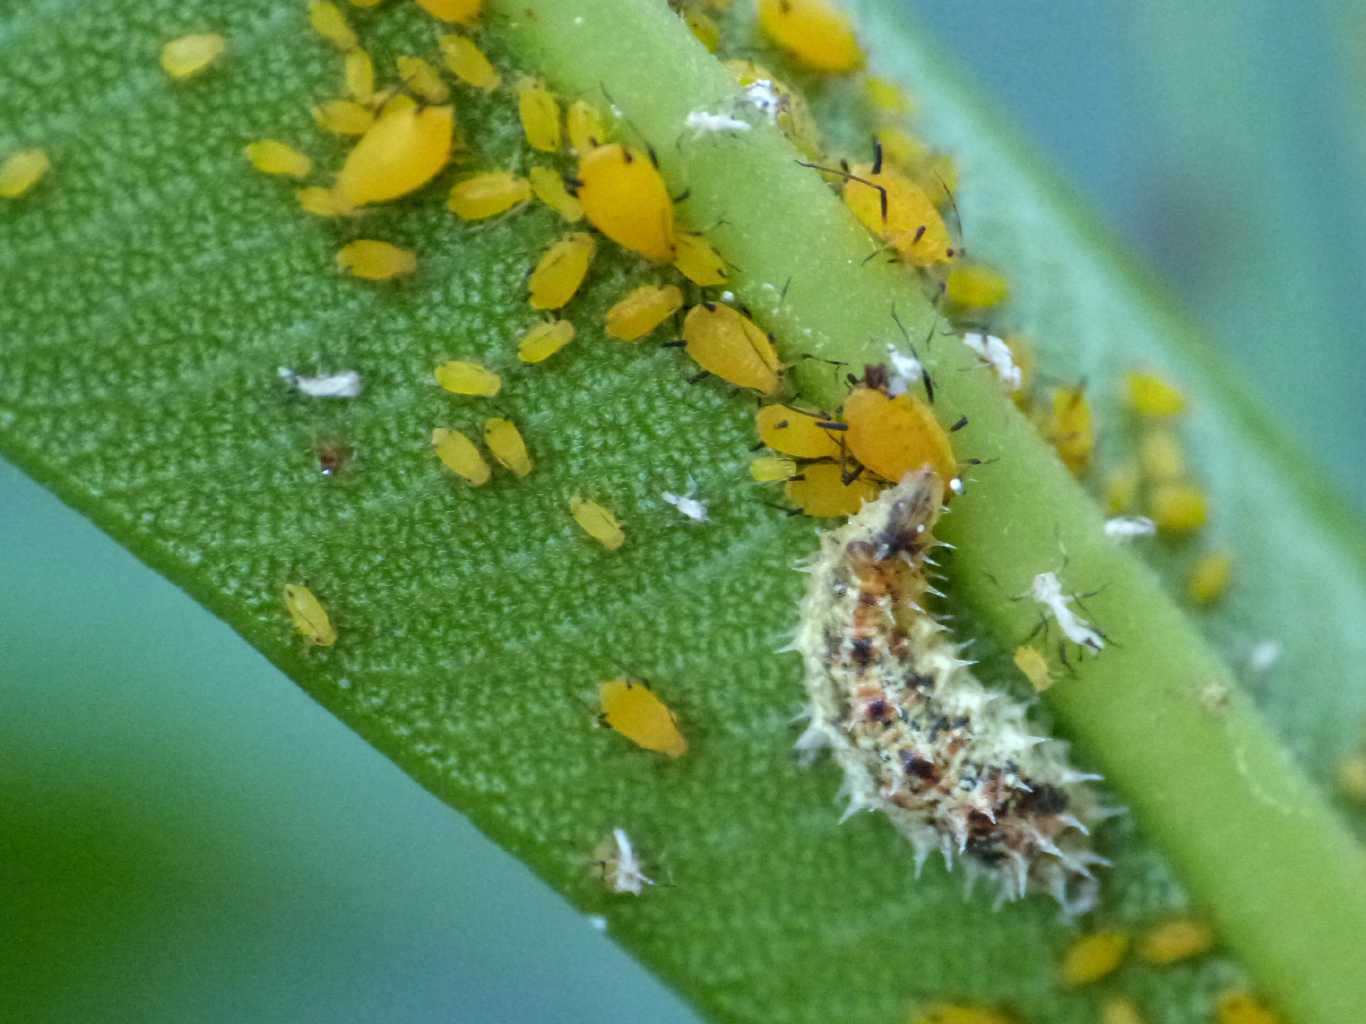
left=592, top=827, right=655, bottom=895
left=1030, top=571, right=1105, bottom=655
left=1012, top=644, right=1053, bottom=693
left=785, top=461, right=881, bottom=518
left=575, top=144, right=676, bottom=263
left=725, top=59, right=822, bottom=158
left=528, top=232, right=596, bottom=310
left=1059, top=929, right=1130, bottom=987
left=672, top=232, right=729, bottom=287
left=517, top=77, right=562, bottom=153
left=482, top=418, right=532, bottom=477
left=1125, top=369, right=1187, bottom=419
left=439, top=34, right=500, bottom=91
left=448, top=171, right=532, bottom=220
left=1135, top=915, right=1214, bottom=965
left=528, top=166, right=584, bottom=222
left=1149, top=482, right=1208, bottom=535
left=397, top=55, right=450, bottom=104
left=1100, top=996, right=1148, bottom=1024
left=432, top=426, right=490, bottom=485
left=566, top=99, right=608, bottom=156
left=961, top=332, right=1022, bottom=392
left=245, top=140, right=312, bottom=179
left=796, top=472, right=1106, bottom=911
left=335, top=104, right=454, bottom=208
left=1215, top=991, right=1282, bottom=1024
left=312, top=98, right=376, bottom=136
left=434, top=359, right=501, bottom=396
left=1041, top=385, right=1095, bottom=476
left=307, top=1, right=358, bottom=51
left=277, top=366, right=362, bottom=398
left=415, top=0, right=483, bottom=24
left=684, top=109, right=751, bottom=139
left=160, top=33, right=226, bottom=80
left=756, top=403, right=844, bottom=459
left=604, top=283, right=683, bottom=341
left=681, top=302, right=782, bottom=395
left=517, top=319, right=576, bottom=364
left=1103, top=515, right=1156, bottom=542
left=755, top=0, right=864, bottom=74
left=599, top=678, right=688, bottom=757
left=571, top=496, right=626, bottom=551
left=344, top=48, right=375, bottom=104
left=750, top=454, right=798, bottom=482
left=843, top=383, right=958, bottom=491
left=662, top=489, right=708, bottom=523
left=0, top=149, right=50, bottom=199
left=283, top=583, right=338, bottom=647
left=1187, top=550, right=1233, bottom=605
left=912, top=1005, right=1014, bottom=1024
left=944, top=264, right=1009, bottom=310
left=336, top=239, right=418, bottom=280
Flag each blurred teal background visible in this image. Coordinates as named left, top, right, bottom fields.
left=4, top=2, right=1364, bottom=1021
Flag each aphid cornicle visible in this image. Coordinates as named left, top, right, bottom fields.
left=604, top=284, right=683, bottom=342
left=335, top=104, right=454, bottom=208
left=575, top=144, right=676, bottom=263
left=448, top=171, right=532, bottom=220
left=681, top=302, right=782, bottom=395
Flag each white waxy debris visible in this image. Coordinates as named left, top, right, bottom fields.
left=684, top=109, right=751, bottom=138
left=1031, top=571, right=1105, bottom=652
left=741, top=80, right=783, bottom=120
left=585, top=914, right=607, bottom=932
left=1248, top=640, right=1282, bottom=673
left=1103, top=515, right=1156, bottom=541
left=600, top=827, right=653, bottom=896
left=278, top=366, right=362, bottom=398
left=662, top=487, right=708, bottom=523
left=885, top=342, right=924, bottom=397
left=962, top=332, right=1022, bottom=392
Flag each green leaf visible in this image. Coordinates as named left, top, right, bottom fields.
left=3, top=2, right=1363, bottom=1023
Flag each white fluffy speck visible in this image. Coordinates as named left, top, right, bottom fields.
left=278, top=367, right=362, bottom=399
left=585, top=914, right=607, bottom=932
left=1248, top=640, right=1281, bottom=673
left=684, top=109, right=751, bottom=138
left=741, top=80, right=783, bottom=119
left=962, top=333, right=1021, bottom=392
left=663, top=490, right=708, bottom=523
left=598, top=827, right=653, bottom=896
left=1103, top=516, right=1156, bottom=541
left=885, top=343, right=923, bottom=397
left=1031, top=571, right=1104, bottom=651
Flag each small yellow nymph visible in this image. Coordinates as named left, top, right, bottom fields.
left=312, top=99, right=376, bottom=136
left=944, top=263, right=1009, bottom=310
left=0, top=149, right=51, bottom=199
left=283, top=583, right=338, bottom=647
left=308, top=1, right=358, bottom=51
left=566, top=99, right=608, bottom=156
left=448, top=171, right=532, bottom=220
left=482, top=418, right=532, bottom=477
left=517, top=77, right=562, bottom=153
left=755, top=0, right=864, bottom=74
left=604, top=284, right=682, bottom=341
left=528, top=165, right=584, bottom=222
left=415, top=0, right=483, bottom=25
left=673, top=232, right=728, bottom=287
left=517, top=319, right=576, bottom=364
left=439, top=33, right=500, bottom=91
left=599, top=678, right=687, bottom=757
left=755, top=404, right=844, bottom=459
left=1058, top=929, right=1130, bottom=988
left=434, top=359, right=501, bottom=396
left=336, top=239, right=418, bottom=280
left=160, top=33, right=227, bottom=80
left=784, top=461, right=880, bottom=518
left=911, top=1003, right=1015, bottom=1024
left=397, top=55, right=450, bottom=103
left=1125, top=369, right=1187, bottom=418
left=344, top=48, right=375, bottom=104
left=1187, top=550, right=1233, bottom=604
left=1135, top=916, right=1214, bottom=965
left=1012, top=644, right=1053, bottom=692
left=749, top=455, right=798, bottom=483
left=1041, top=386, right=1095, bottom=476
left=432, top=426, right=490, bottom=485
left=245, top=140, right=313, bottom=179
left=571, top=496, right=625, bottom=550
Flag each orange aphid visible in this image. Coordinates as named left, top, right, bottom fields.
left=335, top=104, right=454, bottom=207
left=448, top=171, right=531, bottom=220
left=755, top=404, right=844, bottom=459
left=576, top=144, right=675, bottom=263
left=415, top=0, right=482, bottom=24
left=604, top=283, right=682, bottom=342
left=843, top=387, right=957, bottom=488
left=599, top=678, right=686, bottom=757
left=673, top=231, right=728, bottom=286
left=528, top=232, right=596, bottom=310
left=842, top=161, right=955, bottom=266
left=785, top=461, right=880, bottom=518
left=755, top=0, right=863, bottom=74
left=681, top=303, right=781, bottom=395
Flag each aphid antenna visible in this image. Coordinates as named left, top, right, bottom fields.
left=949, top=414, right=969, bottom=432
left=933, top=169, right=966, bottom=252
left=759, top=498, right=803, bottom=517
left=778, top=274, right=793, bottom=304
left=795, top=158, right=889, bottom=223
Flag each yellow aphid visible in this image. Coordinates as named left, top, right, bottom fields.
left=755, top=404, right=843, bottom=459
left=875, top=125, right=928, bottom=170
left=517, top=319, right=576, bottom=364
left=1103, top=462, right=1141, bottom=515
left=517, top=77, right=562, bottom=153
left=843, top=162, right=954, bottom=266
left=335, top=104, right=454, bottom=207
left=785, top=462, right=880, bottom=518
left=1135, top=916, right=1214, bottom=966
left=1042, top=386, right=1095, bottom=476
left=681, top=302, right=782, bottom=395
left=528, top=232, right=596, bottom=310
left=1138, top=429, right=1186, bottom=482
left=344, top=48, right=375, bottom=103
left=308, top=1, right=358, bottom=51
left=1059, top=929, right=1130, bottom=988
left=864, top=75, right=912, bottom=118
left=756, top=0, right=863, bottom=74
left=244, top=140, right=312, bottom=179
left=912, top=1002, right=1015, bottom=1024
left=843, top=387, right=957, bottom=488
left=1100, top=996, right=1147, bottom=1024
left=528, top=165, right=583, bottom=222
left=1126, top=369, right=1187, bottom=418
left=673, top=231, right=728, bottom=286
left=571, top=496, right=625, bottom=550
left=725, top=59, right=822, bottom=158
left=439, top=33, right=500, bottom=90
left=683, top=9, right=722, bottom=51
left=1150, top=483, right=1208, bottom=535
left=604, top=283, right=683, bottom=341
left=336, top=239, right=418, bottom=280
left=566, top=99, right=608, bottom=155
left=1336, top=752, right=1366, bottom=804
left=0, top=149, right=50, bottom=199
left=431, top=426, right=490, bottom=486
left=1013, top=644, right=1053, bottom=692
left=945, top=264, right=1009, bottom=310
left=599, top=678, right=686, bottom=757
left=577, top=144, right=676, bottom=263
left=160, top=33, right=226, bottom=80
left=283, top=583, right=338, bottom=647
left=1214, top=991, right=1281, bottom=1024
left=482, top=418, right=532, bottom=477
left=378, top=91, right=417, bottom=118
left=415, top=0, right=482, bottom=24
left=1187, top=550, right=1233, bottom=604
left=434, top=359, right=501, bottom=396
left=397, top=55, right=450, bottom=103
left=448, top=171, right=532, bottom=220
left=750, top=455, right=798, bottom=482
left=297, top=186, right=350, bottom=217
left=312, top=98, right=376, bottom=135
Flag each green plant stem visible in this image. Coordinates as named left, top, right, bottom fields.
left=496, top=1, right=1366, bottom=1020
